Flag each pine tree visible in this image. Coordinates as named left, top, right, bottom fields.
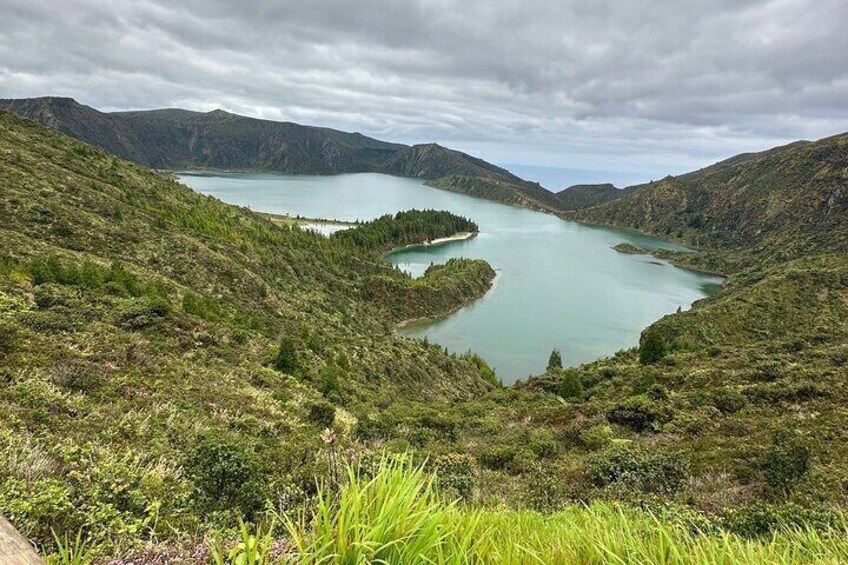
left=547, top=348, right=563, bottom=372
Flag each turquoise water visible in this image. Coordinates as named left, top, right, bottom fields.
left=180, top=172, right=723, bottom=383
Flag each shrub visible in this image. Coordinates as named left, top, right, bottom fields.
left=639, top=331, right=668, bottom=365
left=711, top=389, right=746, bottom=414
left=745, top=382, right=826, bottom=404
left=0, top=319, right=18, bottom=354
left=116, top=297, right=171, bottom=330
left=22, top=310, right=79, bottom=333
left=579, top=424, right=614, bottom=450
left=182, top=292, right=223, bottom=321
left=478, top=446, right=517, bottom=470
left=588, top=445, right=689, bottom=496
left=529, top=429, right=559, bottom=459
left=184, top=435, right=264, bottom=518
left=354, top=413, right=392, bottom=441
left=558, top=369, right=583, bottom=401
left=274, top=335, right=298, bottom=374
left=431, top=453, right=477, bottom=499
left=723, top=503, right=839, bottom=538
left=307, top=401, right=336, bottom=429
left=318, top=364, right=345, bottom=402
left=607, top=395, right=671, bottom=432
left=760, top=431, right=811, bottom=495
left=522, top=464, right=577, bottom=512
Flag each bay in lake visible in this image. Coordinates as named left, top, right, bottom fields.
left=179, top=172, right=723, bottom=384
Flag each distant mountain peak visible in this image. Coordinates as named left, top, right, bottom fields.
left=206, top=108, right=233, bottom=117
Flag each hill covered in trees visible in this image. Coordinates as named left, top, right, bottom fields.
left=570, top=134, right=848, bottom=257
left=427, top=175, right=564, bottom=213
left=331, top=210, right=477, bottom=253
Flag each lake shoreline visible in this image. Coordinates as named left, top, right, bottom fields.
left=394, top=270, right=501, bottom=334
left=384, top=231, right=477, bottom=258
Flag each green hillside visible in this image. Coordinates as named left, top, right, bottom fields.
left=572, top=134, right=848, bottom=257
left=3, top=109, right=848, bottom=563
left=0, top=111, right=497, bottom=550
left=340, top=131, right=848, bottom=560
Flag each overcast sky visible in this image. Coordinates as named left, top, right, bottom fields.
left=1, top=0, right=846, bottom=188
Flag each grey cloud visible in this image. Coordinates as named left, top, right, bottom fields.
left=0, top=0, right=846, bottom=187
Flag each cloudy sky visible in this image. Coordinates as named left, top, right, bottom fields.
left=1, top=0, right=846, bottom=188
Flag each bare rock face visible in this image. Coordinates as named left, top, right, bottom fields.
left=0, top=516, right=45, bottom=565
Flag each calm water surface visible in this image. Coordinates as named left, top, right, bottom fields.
left=180, top=172, right=723, bottom=383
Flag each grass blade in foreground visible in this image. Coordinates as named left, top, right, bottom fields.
left=286, top=458, right=848, bottom=564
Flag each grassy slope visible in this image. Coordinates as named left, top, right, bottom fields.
left=0, top=111, right=497, bottom=547
left=4, top=107, right=848, bottom=560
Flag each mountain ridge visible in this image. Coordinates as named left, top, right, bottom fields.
left=0, top=97, right=558, bottom=210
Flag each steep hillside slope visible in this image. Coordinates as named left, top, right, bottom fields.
left=354, top=133, right=848, bottom=540
left=378, top=143, right=520, bottom=181
left=0, top=111, right=496, bottom=546
left=573, top=134, right=848, bottom=256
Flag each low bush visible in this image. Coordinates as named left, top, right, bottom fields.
left=607, top=395, right=672, bottom=432
left=760, top=431, right=811, bottom=495
left=588, top=445, right=689, bottom=496
left=431, top=453, right=477, bottom=499
left=306, top=401, right=336, bottom=429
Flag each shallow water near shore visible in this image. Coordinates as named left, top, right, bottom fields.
left=180, top=172, right=723, bottom=384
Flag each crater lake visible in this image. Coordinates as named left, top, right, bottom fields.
left=180, top=172, right=723, bottom=383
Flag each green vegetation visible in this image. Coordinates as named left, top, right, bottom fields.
left=2, top=108, right=848, bottom=563
left=175, top=461, right=848, bottom=563
left=0, top=111, right=496, bottom=556
left=546, top=348, right=563, bottom=371
left=427, top=174, right=563, bottom=212
left=331, top=209, right=477, bottom=253
left=639, top=330, right=668, bottom=364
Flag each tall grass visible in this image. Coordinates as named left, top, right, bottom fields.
left=45, top=530, right=93, bottom=565
left=285, top=458, right=488, bottom=564
left=286, top=458, right=848, bottom=564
